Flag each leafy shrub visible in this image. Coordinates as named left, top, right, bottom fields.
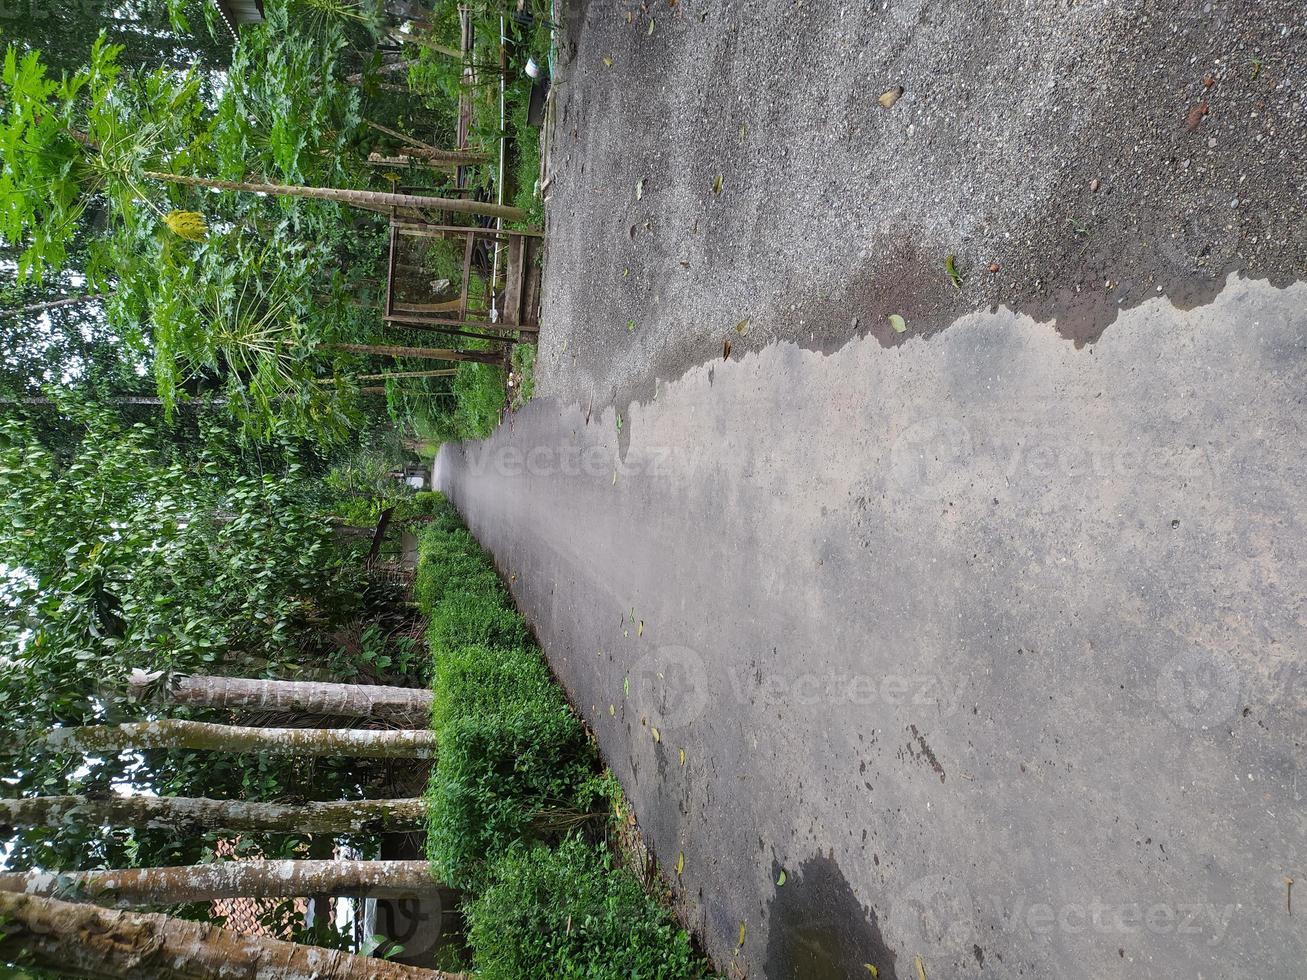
left=427, top=701, right=592, bottom=889
left=410, top=490, right=446, bottom=514
left=427, top=591, right=528, bottom=658
left=418, top=505, right=710, bottom=974
left=467, top=837, right=710, bottom=980
left=431, top=644, right=562, bottom=733
left=414, top=527, right=495, bottom=607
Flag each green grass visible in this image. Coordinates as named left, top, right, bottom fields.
left=415, top=495, right=714, bottom=977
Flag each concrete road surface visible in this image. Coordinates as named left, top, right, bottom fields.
left=437, top=277, right=1304, bottom=979
left=439, top=1, right=1305, bottom=975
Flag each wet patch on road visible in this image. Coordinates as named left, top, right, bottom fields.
left=764, top=851, right=898, bottom=980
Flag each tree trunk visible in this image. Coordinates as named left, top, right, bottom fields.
left=0, top=795, right=425, bottom=835
left=0, top=292, right=112, bottom=318
left=368, top=153, right=456, bottom=173
left=0, top=891, right=465, bottom=980
left=346, top=58, right=416, bottom=84
left=130, top=672, right=434, bottom=726
left=359, top=369, right=458, bottom=381
left=142, top=171, right=525, bottom=222
left=0, top=860, right=449, bottom=907
left=44, top=721, right=435, bottom=759
left=387, top=31, right=459, bottom=57
left=0, top=396, right=227, bottom=407
left=326, top=342, right=502, bottom=365
left=364, top=118, right=489, bottom=161
left=397, top=146, right=492, bottom=164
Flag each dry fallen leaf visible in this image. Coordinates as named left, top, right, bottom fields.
left=679, top=748, right=686, bottom=767
left=638, top=620, right=644, bottom=636
left=878, top=85, right=905, bottom=108
left=722, top=338, right=732, bottom=359
left=652, top=726, right=660, bottom=742
left=737, top=922, right=746, bottom=948
left=915, top=955, right=928, bottom=980
left=675, top=851, right=684, bottom=876
left=735, top=318, right=750, bottom=335
left=603, top=56, right=614, bottom=67
left=636, top=178, right=645, bottom=200
left=647, top=17, right=655, bottom=35
left=1185, top=101, right=1209, bottom=130
left=609, top=704, right=615, bottom=716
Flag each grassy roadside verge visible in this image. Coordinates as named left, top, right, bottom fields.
left=415, top=495, right=715, bottom=979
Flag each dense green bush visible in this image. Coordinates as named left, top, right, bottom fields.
left=431, top=643, right=558, bottom=729
left=428, top=592, right=529, bottom=660
left=426, top=701, right=592, bottom=889
left=467, top=837, right=710, bottom=980
left=418, top=503, right=712, bottom=974
left=414, top=528, right=495, bottom=607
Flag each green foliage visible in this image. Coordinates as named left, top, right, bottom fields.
left=416, top=505, right=708, bottom=974
left=428, top=589, right=528, bottom=655
left=467, top=837, right=711, bottom=980
left=450, top=361, right=507, bottom=439
left=416, top=511, right=589, bottom=889
left=414, top=527, right=493, bottom=607
left=426, top=691, right=592, bottom=889
left=0, top=407, right=362, bottom=733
